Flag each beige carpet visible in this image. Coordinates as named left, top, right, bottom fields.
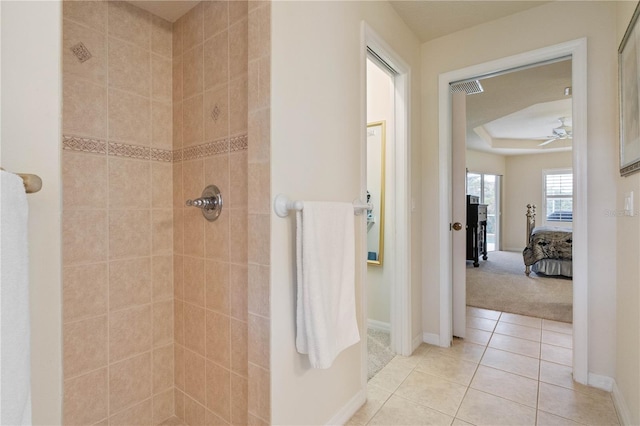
left=466, top=251, right=572, bottom=323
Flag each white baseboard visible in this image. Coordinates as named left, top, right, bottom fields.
left=326, top=388, right=366, bottom=426
left=422, top=332, right=440, bottom=346
left=367, top=319, right=391, bottom=332
left=412, top=333, right=423, bottom=352
left=612, top=380, right=632, bottom=426
left=588, top=373, right=614, bottom=392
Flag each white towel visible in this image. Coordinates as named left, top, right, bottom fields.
left=0, top=170, right=32, bottom=425
left=295, top=202, right=360, bottom=369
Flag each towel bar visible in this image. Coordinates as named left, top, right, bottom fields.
left=274, top=194, right=372, bottom=218
left=1, top=168, right=42, bottom=194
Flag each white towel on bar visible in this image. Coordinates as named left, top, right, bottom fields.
left=295, top=202, right=360, bottom=369
left=0, top=171, right=32, bottom=425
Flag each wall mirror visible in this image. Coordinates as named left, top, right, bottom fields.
left=367, top=121, right=386, bottom=265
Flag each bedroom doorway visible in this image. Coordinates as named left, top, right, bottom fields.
left=439, top=39, right=588, bottom=384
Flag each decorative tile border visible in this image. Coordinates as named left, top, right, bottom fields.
left=62, top=134, right=247, bottom=163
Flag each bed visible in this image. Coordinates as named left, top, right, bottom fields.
left=522, top=204, right=573, bottom=278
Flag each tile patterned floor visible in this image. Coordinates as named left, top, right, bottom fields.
left=349, top=307, right=620, bottom=426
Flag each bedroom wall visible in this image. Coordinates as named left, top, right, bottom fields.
left=466, top=149, right=506, bottom=176
left=502, top=151, right=572, bottom=251
left=421, top=0, right=618, bottom=380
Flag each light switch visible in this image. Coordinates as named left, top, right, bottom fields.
left=625, top=191, right=634, bottom=216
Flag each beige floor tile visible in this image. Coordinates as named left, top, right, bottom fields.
left=538, top=383, right=619, bottom=425
left=542, top=330, right=573, bottom=349
left=368, top=395, right=454, bottom=425
left=348, top=385, right=392, bottom=425
left=464, top=328, right=492, bottom=346
left=429, top=339, right=486, bottom=363
left=536, top=410, right=583, bottom=426
left=457, top=388, right=536, bottom=426
left=494, top=322, right=542, bottom=342
left=467, top=316, right=497, bottom=332
left=368, top=357, right=415, bottom=393
left=395, top=370, right=467, bottom=416
left=489, top=333, right=541, bottom=359
left=539, top=361, right=609, bottom=399
left=391, top=353, right=423, bottom=370
left=480, top=348, right=539, bottom=380
left=470, top=365, right=538, bottom=408
left=415, top=351, right=479, bottom=386
left=452, top=418, right=474, bottom=426
left=500, top=313, right=542, bottom=329
left=541, top=343, right=572, bottom=367
left=467, top=306, right=501, bottom=320
left=542, top=319, right=573, bottom=335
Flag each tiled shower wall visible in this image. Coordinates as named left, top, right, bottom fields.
left=62, top=1, right=175, bottom=424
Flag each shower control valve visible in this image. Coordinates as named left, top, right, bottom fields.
left=185, top=184, right=223, bottom=222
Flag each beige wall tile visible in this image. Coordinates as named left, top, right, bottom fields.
left=174, top=301, right=184, bottom=346
left=206, top=360, right=231, bottom=421
left=231, top=373, right=248, bottom=425
left=182, top=3, right=204, bottom=48
left=63, top=315, right=107, bottom=378
left=248, top=413, right=269, bottom=426
left=230, top=74, right=248, bottom=135
left=175, top=389, right=185, bottom=420
left=63, top=151, right=107, bottom=210
left=63, top=263, right=108, bottom=322
left=173, top=101, right=184, bottom=149
left=109, top=305, right=152, bottom=362
left=230, top=319, right=248, bottom=377
left=230, top=209, right=248, bottom=264
left=229, top=20, right=248, bottom=77
left=108, top=1, right=151, bottom=48
left=153, top=344, right=174, bottom=393
left=184, top=350, right=207, bottom=405
left=174, top=344, right=185, bottom=390
left=256, top=56, right=270, bottom=110
left=248, top=364, right=269, bottom=421
left=173, top=208, right=184, bottom=254
left=109, top=399, right=152, bottom=426
left=183, top=159, right=205, bottom=203
left=185, top=395, right=206, bottom=426
left=108, top=89, right=151, bottom=145
left=63, top=77, right=107, bottom=138
left=63, top=209, right=108, bottom=265
left=248, top=264, right=269, bottom=318
left=109, top=209, right=151, bottom=259
left=248, top=214, right=269, bottom=265
left=184, top=208, right=205, bottom=257
left=229, top=151, right=248, bottom=208
left=108, top=37, right=150, bottom=97
left=248, top=314, right=269, bottom=370
left=205, top=260, right=230, bottom=314
left=109, top=352, right=152, bottom=413
left=109, top=257, right=151, bottom=311
left=206, top=409, right=228, bottom=425
left=203, top=1, right=228, bottom=40
left=153, top=388, right=175, bottom=424
left=204, top=31, right=228, bottom=91
left=204, top=154, right=230, bottom=207
left=151, top=16, right=173, bottom=59
left=154, top=300, right=174, bottom=347
left=172, top=18, right=183, bottom=58
left=248, top=162, right=270, bottom=215
left=152, top=209, right=174, bottom=255
left=230, top=1, right=249, bottom=25
left=63, top=19, right=107, bottom=84
left=174, top=255, right=184, bottom=300
left=183, top=94, right=204, bottom=146
left=230, top=264, right=248, bottom=322
left=173, top=55, right=183, bottom=103
left=173, top=162, right=184, bottom=209
left=152, top=162, right=173, bottom=208
left=152, top=255, right=173, bottom=301
left=206, top=310, right=230, bottom=366
left=204, top=85, right=230, bottom=142
left=248, top=108, right=270, bottom=163
left=183, top=256, right=205, bottom=307
left=248, top=4, right=269, bottom=61
left=63, top=368, right=108, bottom=425
left=152, top=102, right=173, bottom=150
left=183, top=44, right=204, bottom=100
left=63, top=0, right=107, bottom=33
left=109, top=156, right=150, bottom=208
left=205, top=209, right=230, bottom=261
left=184, top=304, right=206, bottom=356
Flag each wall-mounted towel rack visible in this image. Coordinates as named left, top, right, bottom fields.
left=1, top=168, right=42, bottom=194
left=274, top=194, right=372, bottom=218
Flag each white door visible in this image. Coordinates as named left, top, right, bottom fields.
left=452, top=91, right=467, bottom=338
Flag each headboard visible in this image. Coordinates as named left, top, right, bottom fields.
left=525, top=204, right=536, bottom=243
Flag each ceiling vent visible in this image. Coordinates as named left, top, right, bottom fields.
left=450, top=80, right=484, bottom=95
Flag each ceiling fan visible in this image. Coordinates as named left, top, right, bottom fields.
left=538, top=117, right=573, bottom=146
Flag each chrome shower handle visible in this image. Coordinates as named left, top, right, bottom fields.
left=185, top=185, right=223, bottom=222
left=186, top=196, right=219, bottom=209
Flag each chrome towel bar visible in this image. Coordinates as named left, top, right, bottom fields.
left=273, top=194, right=372, bottom=218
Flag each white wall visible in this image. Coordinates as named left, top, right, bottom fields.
left=503, top=151, right=572, bottom=251
left=421, top=1, right=618, bottom=379
left=0, top=1, right=63, bottom=424
left=466, top=149, right=506, bottom=176
left=271, top=1, right=422, bottom=423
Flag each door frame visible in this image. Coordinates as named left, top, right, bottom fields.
left=437, top=38, right=588, bottom=384
left=361, top=22, right=413, bottom=386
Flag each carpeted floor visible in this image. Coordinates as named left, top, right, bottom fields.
left=466, top=250, right=573, bottom=323
left=367, top=328, right=395, bottom=380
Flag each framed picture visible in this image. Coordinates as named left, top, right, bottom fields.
left=620, top=1, right=640, bottom=176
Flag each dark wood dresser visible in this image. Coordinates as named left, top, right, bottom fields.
left=466, top=195, right=488, bottom=267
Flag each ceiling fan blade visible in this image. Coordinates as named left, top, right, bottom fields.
left=538, top=138, right=557, bottom=146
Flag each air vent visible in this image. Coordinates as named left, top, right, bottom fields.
left=450, top=80, right=484, bottom=95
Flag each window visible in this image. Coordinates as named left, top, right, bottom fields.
left=543, top=169, right=573, bottom=223
left=466, top=172, right=501, bottom=251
